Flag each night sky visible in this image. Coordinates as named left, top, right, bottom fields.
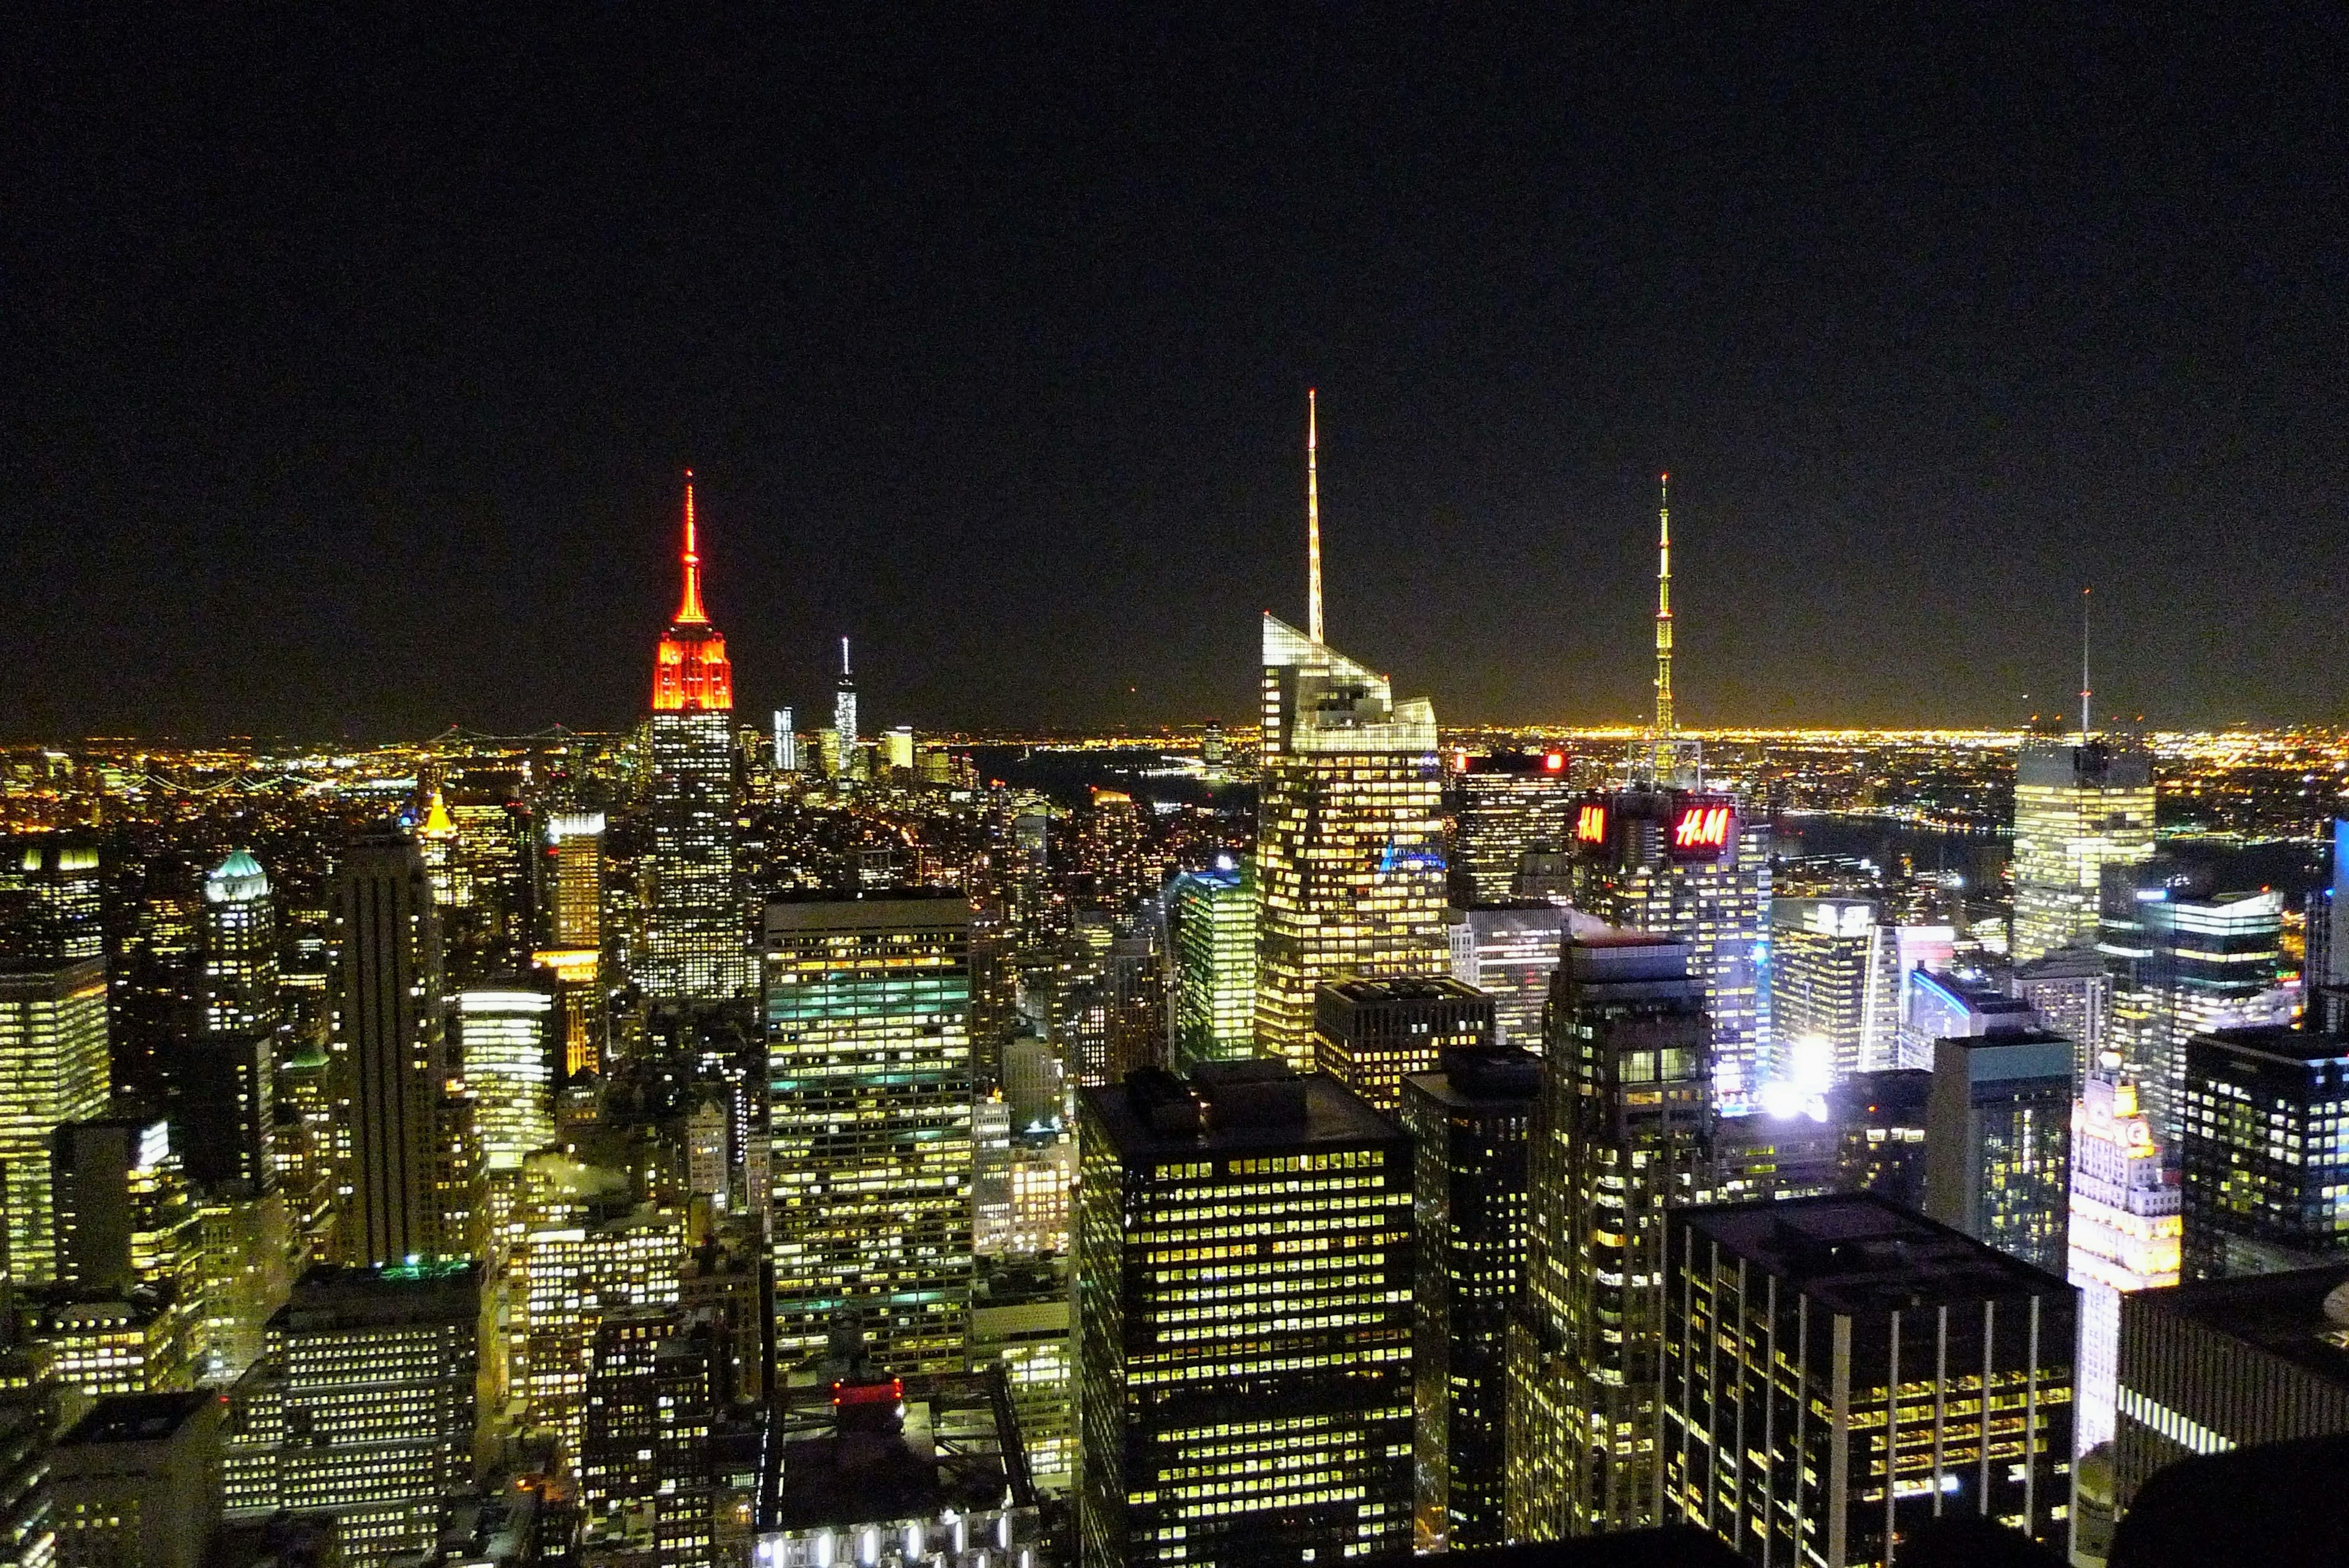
left=6, top=10, right=2345, bottom=740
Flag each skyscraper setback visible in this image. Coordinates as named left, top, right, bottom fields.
left=642, top=475, right=748, bottom=1004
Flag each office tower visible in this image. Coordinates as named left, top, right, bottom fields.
left=0, top=838, right=103, bottom=964
left=763, top=894, right=974, bottom=1378
left=456, top=986, right=555, bottom=1170
left=1566, top=788, right=1770, bottom=1108
left=2178, top=1025, right=2349, bottom=1279
left=772, top=708, right=799, bottom=774
left=1507, top=931, right=1712, bottom=1539
left=577, top=1309, right=716, bottom=1568
left=2011, top=737, right=2154, bottom=963
left=1825, top=1068, right=1932, bottom=1210
left=1446, top=903, right=1567, bottom=1050
left=1165, top=859, right=1256, bottom=1071
left=49, top=1392, right=223, bottom=1568
left=222, top=1263, right=480, bottom=1567
left=968, top=1255, right=1074, bottom=1496
left=0, top=1395, right=51, bottom=1568
left=754, top=1370, right=1042, bottom=1568
left=1073, top=1061, right=1414, bottom=1568
left=644, top=476, right=748, bottom=1004
left=1000, top=1035, right=1065, bottom=1131
left=1770, top=896, right=1877, bottom=1081
left=972, top=1115, right=1072, bottom=1258
left=1707, top=1105, right=1844, bottom=1204
left=2068, top=1069, right=2181, bottom=1450
left=1858, top=922, right=1956, bottom=1069
left=332, top=832, right=447, bottom=1268
left=193, top=1192, right=297, bottom=1386
left=1313, top=975, right=1493, bottom=1114
left=883, top=725, right=915, bottom=773
left=2112, top=1262, right=2349, bottom=1516
left=1400, top=1048, right=1538, bottom=1553
left=1253, top=615, right=1447, bottom=1068
left=1102, top=924, right=1165, bottom=1082
left=533, top=945, right=606, bottom=1082
left=1452, top=751, right=1571, bottom=903
left=515, top=1203, right=686, bottom=1465
left=547, top=812, right=606, bottom=950
left=833, top=637, right=859, bottom=778
left=2013, top=942, right=2111, bottom=1070
left=1662, top=1194, right=2078, bottom=1565
left=199, top=851, right=278, bottom=1040
left=2314, top=817, right=2349, bottom=1032
left=0, top=957, right=111, bottom=1283
left=1924, top=1030, right=2074, bottom=1274
left=177, top=1029, right=273, bottom=1192
left=50, top=1118, right=199, bottom=1302
left=2101, top=859, right=2290, bottom=1143
left=1899, top=965, right=2039, bottom=1067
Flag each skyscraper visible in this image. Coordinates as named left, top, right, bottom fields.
left=1165, top=858, right=1256, bottom=1071
left=332, top=832, right=447, bottom=1269
left=455, top=986, right=555, bottom=1171
left=1452, top=752, right=1571, bottom=904
left=1770, top=896, right=1876, bottom=1082
left=763, top=893, right=974, bottom=1378
left=833, top=636, right=859, bottom=778
left=2011, top=737, right=2154, bottom=964
left=1924, top=1030, right=2074, bottom=1274
left=0, top=956, right=112, bottom=1282
left=1662, top=1194, right=2077, bottom=1565
left=546, top=812, right=605, bottom=951
left=1313, top=974, right=1493, bottom=1115
left=1400, top=1047, right=1538, bottom=1553
left=199, top=851, right=278, bottom=1041
left=2068, top=1068, right=2181, bottom=1450
left=1508, top=930, right=1713, bottom=1539
left=1073, top=1060, right=1414, bottom=1568
left=643, top=475, right=748, bottom=1004
left=2177, top=1024, right=2349, bottom=1279
left=1253, top=618, right=1447, bottom=1068
left=1445, top=903, right=1568, bottom=1050
left=771, top=707, right=798, bottom=773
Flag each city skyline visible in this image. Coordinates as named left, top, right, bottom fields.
left=7, top=13, right=2348, bottom=739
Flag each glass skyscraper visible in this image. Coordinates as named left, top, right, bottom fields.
left=1253, top=615, right=1447, bottom=1069
left=763, top=892, right=974, bottom=1377
left=0, top=956, right=111, bottom=1282
left=1166, top=858, right=1256, bottom=1071
left=642, top=477, right=749, bottom=1003
left=1452, top=751, right=1570, bottom=903
left=2011, top=737, right=2154, bottom=963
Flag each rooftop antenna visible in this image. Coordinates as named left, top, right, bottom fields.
left=1654, top=471, right=1674, bottom=739
left=2080, top=585, right=2092, bottom=738
left=1307, top=388, right=1324, bottom=644
left=841, top=636, right=852, bottom=678
left=675, top=469, right=708, bottom=625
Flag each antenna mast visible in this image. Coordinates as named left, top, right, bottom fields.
left=1307, top=388, right=1324, bottom=644
left=2080, top=585, right=2092, bottom=738
left=1654, top=472, right=1674, bottom=737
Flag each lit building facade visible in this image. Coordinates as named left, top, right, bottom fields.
left=763, top=894, right=974, bottom=1378
left=1770, top=896, right=1877, bottom=1082
left=2011, top=738, right=2154, bottom=964
left=1445, top=904, right=1565, bottom=1051
left=1165, top=860, right=1256, bottom=1071
left=1826, top=1068, right=1933, bottom=1211
left=455, top=987, right=555, bottom=1171
left=0, top=957, right=111, bottom=1283
left=1924, top=1030, right=2074, bottom=1275
left=50, top=1391, right=223, bottom=1568
left=332, top=833, right=447, bottom=1269
left=1452, top=752, right=1570, bottom=904
left=1400, top=1049, right=1538, bottom=1553
left=2068, top=1070, right=2181, bottom=1450
left=515, top=1205, right=686, bottom=1465
left=2177, top=1025, right=2349, bottom=1279
left=221, top=1262, right=480, bottom=1567
left=1663, top=1195, right=2077, bottom=1565
left=547, top=812, right=606, bottom=951
left=1073, top=1062, right=1414, bottom=1568
left=644, top=477, right=749, bottom=1004
left=1253, top=615, right=1447, bottom=1069
left=200, top=852, right=278, bottom=1040
left=968, top=1257, right=1073, bottom=1497
left=1565, top=787, right=1770, bottom=1109
left=1312, top=974, right=1493, bottom=1115
left=1507, top=931, right=1713, bottom=1539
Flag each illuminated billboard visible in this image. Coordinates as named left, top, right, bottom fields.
left=1575, top=802, right=1609, bottom=844
left=1671, top=803, right=1735, bottom=857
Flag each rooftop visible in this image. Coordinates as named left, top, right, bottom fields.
left=59, top=1391, right=218, bottom=1446
left=2131, top=1261, right=2349, bottom=1390
left=2191, top=1025, right=2349, bottom=1067
left=1082, top=1063, right=1403, bottom=1159
left=1676, top=1192, right=2073, bottom=1313
left=1317, top=974, right=1490, bottom=1007
left=760, top=1370, right=1033, bottom=1533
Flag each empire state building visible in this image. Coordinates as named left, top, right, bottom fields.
left=642, top=474, right=750, bottom=1003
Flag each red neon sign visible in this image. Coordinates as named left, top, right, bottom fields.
left=1672, top=804, right=1734, bottom=852
left=1542, top=752, right=1565, bottom=772
left=1575, top=803, right=1608, bottom=844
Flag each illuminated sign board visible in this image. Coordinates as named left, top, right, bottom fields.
left=1671, top=803, right=1735, bottom=856
left=1574, top=803, right=1609, bottom=844
left=1542, top=752, right=1565, bottom=772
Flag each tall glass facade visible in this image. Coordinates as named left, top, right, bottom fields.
left=1167, top=858, right=1256, bottom=1070
left=2012, top=738, right=2154, bottom=963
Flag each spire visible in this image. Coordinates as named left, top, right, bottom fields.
left=675, top=470, right=708, bottom=625
left=840, top=636, right=853, bottom=679
left=1653, top=472, right=1674, bottom=738
left=1306, top=388, right=1324, bottom=645
left=2080, top=584, right=2093, bottom=738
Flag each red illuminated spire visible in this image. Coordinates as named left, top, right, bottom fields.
left=675, top=471, right=709, bottom=625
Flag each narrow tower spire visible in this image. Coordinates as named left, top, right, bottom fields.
left=841, top=636, right=852, bottom=677
left=1653, top=472, right=1674, bottom=738
left=2080, top=585, right=2092, bottom=738
left=1306, top=388, right=1324, bottom=644
left=675, top=470, right=708, bottom=625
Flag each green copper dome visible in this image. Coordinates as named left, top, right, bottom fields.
left=204, top=849, right=270, bottom=904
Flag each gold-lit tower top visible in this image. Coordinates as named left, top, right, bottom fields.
left=1307, top=388, right=1324, bottom=645
left=1653, top=472, right=1673, bottom=737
